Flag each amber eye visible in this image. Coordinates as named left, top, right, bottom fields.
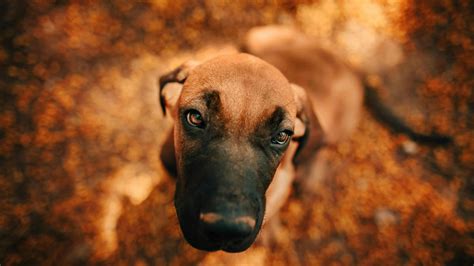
left=185, top=110, right=205, bottom=128
left=271, top=131, right=291, bottom=145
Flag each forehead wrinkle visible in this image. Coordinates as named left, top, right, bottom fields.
left=264, top=106, right=294, bottom=131
left=267, top=108, right=284, bottom=134
left=178, top=88, right=220, bottom=110
left=202, top=90, right=221, bottom=113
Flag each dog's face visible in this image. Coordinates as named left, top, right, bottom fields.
left=159, top=54, right=321, bottom=252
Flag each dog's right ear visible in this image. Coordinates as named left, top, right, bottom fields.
left=159, top=60, right=200, bottom=116
left=290, top=84, right=326, bottom=165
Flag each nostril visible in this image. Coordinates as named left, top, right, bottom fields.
left=234, top=216, right=256, bottom=229
left=200, top=212, right=222, bottom=224
left=200, top=212, right=255, bottom=241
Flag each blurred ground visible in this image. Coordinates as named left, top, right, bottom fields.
left=0, top=0, right=473, bottom=265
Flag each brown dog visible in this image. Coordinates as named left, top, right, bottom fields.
left=158, top=26, right=451, bottom=254
left=159, top=53, right=324, bottom=252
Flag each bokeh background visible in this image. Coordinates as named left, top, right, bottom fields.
left=0, top=0, right=472, bottom=265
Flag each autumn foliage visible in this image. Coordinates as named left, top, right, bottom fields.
left=0, top=1, right=472, bottom=265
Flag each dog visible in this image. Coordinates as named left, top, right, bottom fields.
left=158, top=26, right=451, bottom=253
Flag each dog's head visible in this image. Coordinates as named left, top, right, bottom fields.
left=159, top=53, right=323, bottom=252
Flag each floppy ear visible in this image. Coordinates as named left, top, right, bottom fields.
left=291, top=84, right=326, bottom=165
left=158, top=60, right=200, bottom=116
left=158, top=61, right=199, bottom=177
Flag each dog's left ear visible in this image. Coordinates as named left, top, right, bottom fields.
left=158, top=60, right=200, bottom=116
left=291, top=84, right=326, bottom=165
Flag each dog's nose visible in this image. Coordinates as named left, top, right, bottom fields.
left=200, top=212, right=256, bottom=241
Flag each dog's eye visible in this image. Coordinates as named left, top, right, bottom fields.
left=271, top=131, right=291, bottom=145
left=185, top=109, right=205, bottom=128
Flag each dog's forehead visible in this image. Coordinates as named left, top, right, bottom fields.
left=181, top=54, right=297, bottom=119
